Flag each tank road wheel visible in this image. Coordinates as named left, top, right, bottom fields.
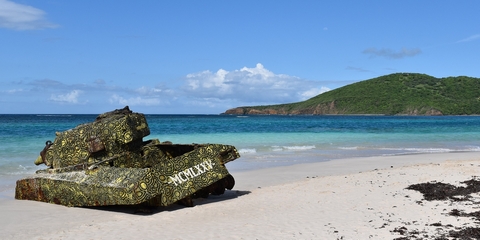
left=224, top=174, right=235, bottom=190
left=177, top=196, right=194, bottom=207
left=192, top=174, right=236, bottom=199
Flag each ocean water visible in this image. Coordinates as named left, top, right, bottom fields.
left=2, top=114, right=480, bottom=190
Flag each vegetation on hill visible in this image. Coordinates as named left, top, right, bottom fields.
left=224, top=73, right=480, bottom=115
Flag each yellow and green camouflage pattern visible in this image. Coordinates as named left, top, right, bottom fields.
left=15, top=106, right=239, bottom=207
left=43, top=109, right=150, bottom=168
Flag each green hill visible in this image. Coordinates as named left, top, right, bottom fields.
left=224, top=73, right=480, bottom=115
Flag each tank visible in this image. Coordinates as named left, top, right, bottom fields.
left=15, top=106, right=240, bottom=207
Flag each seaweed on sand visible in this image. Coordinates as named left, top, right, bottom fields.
left=392, top=177, right=480, bottom=239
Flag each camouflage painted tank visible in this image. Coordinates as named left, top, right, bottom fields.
left=15, top=106, right=239, bottom=207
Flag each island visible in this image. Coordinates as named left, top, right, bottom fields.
left=224, top=73, right=480, bottom=115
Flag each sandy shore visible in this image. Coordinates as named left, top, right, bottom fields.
left=2, top=152, right=480, bottom=239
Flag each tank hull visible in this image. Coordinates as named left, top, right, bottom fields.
left=16, top=143, right=238, bottom=207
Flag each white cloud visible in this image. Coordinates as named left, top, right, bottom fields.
left=183, top=63, right=329, bottom=104
left=5, top=64, right=332, bottom=113
left=362, top=47, right=421, bottom=59
left=5, top=88, right=24, bottom=93
left=186, top=68, right=232, bottom=94
left=50, top=90, right=82, bottom=103
left=109, top=94, right=163, bottom=106
left=185, top=98, right=224, bottom=108
left=135, top=86, right=173, bottom=96
left=457, top=34, right=480, bottom=43
left=300, top=87, right=330, bottom=100
left=0, top=0, right=58, bottom=30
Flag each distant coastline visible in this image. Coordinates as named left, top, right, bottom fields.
left=223, top=73, right=480, bottom=116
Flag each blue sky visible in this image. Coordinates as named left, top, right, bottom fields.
left=1, top=1, right=479, bottom=114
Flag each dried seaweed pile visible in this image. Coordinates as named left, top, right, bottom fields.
left=394, top=177, right=480, bottom=239
left=407, top=178, right=480, bottom=201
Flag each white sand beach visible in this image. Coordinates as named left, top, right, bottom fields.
left=2, top=152, right=480, bottom=239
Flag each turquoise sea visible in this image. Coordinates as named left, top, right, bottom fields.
left=2, top=114, right=480, bottom=193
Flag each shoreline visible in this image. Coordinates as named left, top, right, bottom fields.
left=2, top=151, right=480, bottom=239
left=230, top=151, right=480, bottom=189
